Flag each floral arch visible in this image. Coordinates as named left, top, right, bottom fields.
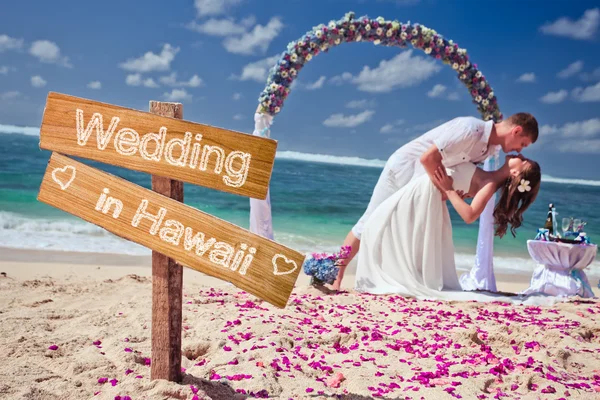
left=249, top=12, right=502, bottom=291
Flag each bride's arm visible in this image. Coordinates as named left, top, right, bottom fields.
left=432, top=167, right=497, bottom=224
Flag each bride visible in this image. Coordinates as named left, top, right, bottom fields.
left=355, top=154, right=541, bottom=301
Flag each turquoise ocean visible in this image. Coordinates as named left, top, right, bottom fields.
left=1, top=130, right=599, bottom=276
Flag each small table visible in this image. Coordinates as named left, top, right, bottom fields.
left=522, top=240, right=597, bottom=298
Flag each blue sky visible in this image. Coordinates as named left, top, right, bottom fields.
left=1, top=0, right=599, bottom=179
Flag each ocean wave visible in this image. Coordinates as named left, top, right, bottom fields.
left=276, top=151, right=600, bottom=187
left=2, top=124, right=599, bottom=187
left=0, top=211, right=104, bottom=234
left=0, top=212, right=149, bottom=255
left=0, top=124, right=39, bottom=136
left=541, top=175, right=600, bottom=187
left=276, top=151, right=386, bottom=168
left=1, top=212, right=598, bottom=277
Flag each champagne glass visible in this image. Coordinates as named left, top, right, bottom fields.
left=573, top=219, right=582, bottom=232
left=562, top=218, right=570, bottom=235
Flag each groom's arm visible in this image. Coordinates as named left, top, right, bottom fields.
left=420, top=144, right=450, bottom=199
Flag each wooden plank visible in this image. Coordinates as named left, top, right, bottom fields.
left=39, top=92, right=276, bottom=199
left=149, top=101, right=183, bottom=382
left=38, top=153, right=305, bottom=309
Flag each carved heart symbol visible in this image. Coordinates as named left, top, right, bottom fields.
left=272, top=254, right=298, bottom=276
left=52, top=165, right=76, bottom=190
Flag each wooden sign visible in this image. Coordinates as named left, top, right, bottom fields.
left=39, top=92, right=277, bottom=199
left=38, top=153, right=305, bottom=308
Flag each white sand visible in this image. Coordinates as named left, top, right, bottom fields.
left=0, top=253, right=599, bottom=400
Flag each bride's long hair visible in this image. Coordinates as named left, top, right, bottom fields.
left=493, top=160, right=541, bottom=238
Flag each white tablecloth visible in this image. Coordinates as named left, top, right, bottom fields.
left=522, top=240, right=597, bottom=298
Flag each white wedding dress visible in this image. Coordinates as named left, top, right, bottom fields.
left=355, top=163, right=555, bottom=305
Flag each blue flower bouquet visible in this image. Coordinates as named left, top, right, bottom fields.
left=302, top=246, right=352, bottom=286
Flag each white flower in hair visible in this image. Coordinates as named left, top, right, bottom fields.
left=517, top=179, right=531, bottom=193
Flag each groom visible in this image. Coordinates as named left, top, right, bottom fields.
left=331, top=113, right=539, bottom=290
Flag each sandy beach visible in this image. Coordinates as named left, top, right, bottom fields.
left=0, top=249, right=599, bottom=400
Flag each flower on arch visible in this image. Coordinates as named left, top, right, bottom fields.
left=257, top=14, right=502, bottom=121
left=518, top=179, right=531, bottom=193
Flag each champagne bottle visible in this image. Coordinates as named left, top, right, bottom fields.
left=544, top=203, right=554, bottom=234
left=552, top=205, right=558, bottom=237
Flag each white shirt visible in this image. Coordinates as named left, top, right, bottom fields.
left=387, top=117, right=496, bottom=172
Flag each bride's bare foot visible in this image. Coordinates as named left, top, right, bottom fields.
left=330, top=278, right=342, bottom=291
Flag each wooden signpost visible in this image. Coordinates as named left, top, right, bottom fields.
left=36, top=93, right=305, bottom=382
left=40, top=92, right=277, bottom=199
left=149, top=101, right=184, bottom=382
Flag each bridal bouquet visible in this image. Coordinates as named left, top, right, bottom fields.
left=303, top=245, right=352, bottom=286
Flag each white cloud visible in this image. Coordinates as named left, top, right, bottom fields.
left=379, top=119, right=405, bottom=134
left=446, top=92, right=460, bottom=101
left=561, top=118, right=600, bottom=137
left=383, top=119, right=446, bottom=145
left=126, top=74, right=142, bottom=86
left=541, top=118, right=600, bottom=139
left=331, top=51, right=441, bottom=93
left=87, top=81, right=102, bottom=89
left=0, top=34, right=24, bottom=52
left=163, top=89, right=192, bottom=102
left=304, top=76, right=326, bottom=90
left=194, top=0, right=243, bottom=17
left=233, top=113, right=244, bottom=120
left=143, top=78, right=159, bottom=88
left=125, top=74, right=159, bottom=88
left=186, top=17, right=255, bottom=36
left=427, top=84, right=446, bottom=98
left=346, top=99, right=376, bottom=109
left=407, top=119, right=446, bottom=134
left=240, top=15, right=257, bottom=28
left=426, top=84, right=459, bottom=101
left=223, top=17, right=283, bottom=55
left=233, top=92, right=242, bottom=100
left=29, top=40, right=71, bottom=67
left=231, top=55, right=278, bottom=82
left=540, top=124, right=559, bottom=136
left=559, top=140, right=600, bottom=153
left=572, top=81, right=600, bottom=102
left=0, top=91, right=21, bottom=101
left=380, top=124, right=395, bottom=134
left=187, top=75, right=202, bottom=87
left=330, top=72, right=353, bottom=85
left=558, top=61, right=584, bottom=78
left=539, top=89, right=568, bottom=104
left=30, top=75, right=46, bottom=88
left=539, top=8, right=599, bottom=40
left=159, top=72, right=203, bottom=88
left=0, top=66, right=11, bottom=74
left=516, top=73, right=536, bottom=83
left=119, top=44, right=179, bottom=73
left=323, top=110, right=375, bottom=128
left=580, top=67, right=600, bottom=82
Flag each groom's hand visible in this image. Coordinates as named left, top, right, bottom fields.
left=420, top=144, right=450, bottom=197
left=432, top=166, right=454, bottom=192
